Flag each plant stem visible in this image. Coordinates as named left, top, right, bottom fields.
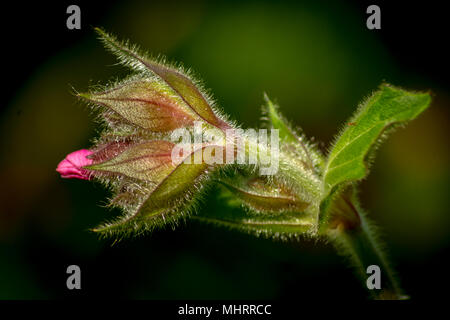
left=326, top=193, right=406, bottom=300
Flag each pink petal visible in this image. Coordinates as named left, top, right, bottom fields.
left=57, top=149, right=94, bottom=180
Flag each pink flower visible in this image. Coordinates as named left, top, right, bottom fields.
left=56, top=149, right=94, bottom=180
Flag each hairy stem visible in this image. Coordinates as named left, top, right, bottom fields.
left=326, top=204, right=406, bottom=300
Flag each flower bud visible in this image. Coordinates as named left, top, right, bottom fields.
left=91, top=28, right=230, bottom=132
left=221, top=174, right=310, bottom=214
left=57, top=29, right=234, bottom=237
left=79, top=77, right=197, bottom=132
left=86, top=140, right=176, bottom=182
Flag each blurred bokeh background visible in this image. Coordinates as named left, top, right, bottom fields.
left=0, top=0, right=448, bottom=299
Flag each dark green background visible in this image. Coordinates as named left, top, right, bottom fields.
left=0, top=0, right=449, bottom=299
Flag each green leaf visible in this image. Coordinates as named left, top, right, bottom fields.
left=193, top=203, right=315, bottom=239
left=263, top=94, right=324, bottom=171
left=94, top=28, right=229, bottom=131
left=263, top=94, right=300, bottom=145
left=323, top=84, right=431, bottom=195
